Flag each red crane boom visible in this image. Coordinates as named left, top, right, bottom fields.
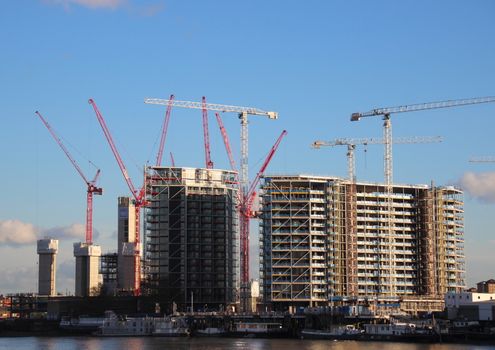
left=35, top=111, right=102, bottom=244
left=202, top=96, right=214, bottom=169
left=88, top=99, right=143, bottom=296
left=156, top=94, right=175, bottom=166
left=214, top=112, right=237, bottom=171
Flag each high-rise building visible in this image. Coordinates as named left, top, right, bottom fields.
left=74, top=242, right=101, bottom=297
left=37, top=238, right=58, bottom=296
left=259, top=175, right=465, bottom=312
left=144, top=167, right=238, bottom=311
left=117, top=197, right=139, bottom=293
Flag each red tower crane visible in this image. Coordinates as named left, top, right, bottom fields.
left=239, top=130, right=287, bottom=285
left=35, top=111, right=103, bottom=244
left=156, top=94, right=175, bottom=166
left=88, top=99, right=144, bottom=296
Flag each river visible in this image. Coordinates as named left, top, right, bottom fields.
left=0, top=337, right=493, bottom=350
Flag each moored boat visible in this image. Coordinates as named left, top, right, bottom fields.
left=152, top=317, right=190, bottom=337
left=229, top=321, right=288, bottom=338
left=301, top=325, right=363, bottom=340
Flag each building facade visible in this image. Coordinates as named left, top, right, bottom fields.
left=259, top=175, right=465, bottom=311
left=143, top=167, right=239, bottom=311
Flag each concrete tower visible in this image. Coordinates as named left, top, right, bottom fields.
left=37, top=239, right=58, bottom=296
left=73, top=242, right=101, bottom=296
left=117, top=196, right=139, bottom=293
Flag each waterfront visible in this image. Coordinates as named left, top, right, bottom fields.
left=0, top=338, right=494, bottom=350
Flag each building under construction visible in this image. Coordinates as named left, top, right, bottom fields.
left=143, top=167, right=239, bottom=311
left=259, top=175, right=465, bottom=313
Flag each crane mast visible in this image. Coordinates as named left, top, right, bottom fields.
left=35, top=111, right=103, bottom=244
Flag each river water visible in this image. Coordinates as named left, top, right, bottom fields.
left=0, top=338, right=493, bottom=350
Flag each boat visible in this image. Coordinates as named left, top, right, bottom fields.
left=152, top=317, right=190, bottom=337
left=361, top=321, right=438, bottom=342
left=96, top=311, right=156, bottom=336
left=301, top=325, right=363, bottom=340
left=59, top=316, right=105, bottom=334
left=229, top=321, right=288, bottom=338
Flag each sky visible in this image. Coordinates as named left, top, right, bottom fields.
left=0, top=0, right=494, bottom=295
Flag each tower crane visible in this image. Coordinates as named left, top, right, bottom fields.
left=35, top=111, right=103, bottom=245
left=351, top=96, right=495, bottom=189
left=312, top=136, right=443, bottom=182
left=88, top=99, right=145, bottom=296
left=469, top=156, right=495, bottom=163
left=144, top=96, right=279, bottom=289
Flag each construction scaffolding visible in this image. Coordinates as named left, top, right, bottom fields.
left=259, top=176, right=328, bottom=310
left=259, top=175, right=466, bottom=313
left=143, top=167, right=239, bottom=311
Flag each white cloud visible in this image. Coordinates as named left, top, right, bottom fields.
left=0, top=220, right=38, bottom=246
left=457, top=171, right=495, bottom=203
left=43, top=223, right=86, bottom=240
left=0, top=220, right=97, bottom=247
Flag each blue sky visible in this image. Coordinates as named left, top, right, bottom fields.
left=0, top=0, right=494, bottom=294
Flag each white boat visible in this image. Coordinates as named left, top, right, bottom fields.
left=152, top=317, right=190, bottom=337
left=97, top=311, right=156, bottom=336
left=231, top=322, right=287, bottom=337
left=301, top=325, right=363, bottom=339
left=59, top=316, right=104, bottom=334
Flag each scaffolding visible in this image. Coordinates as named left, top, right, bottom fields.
left=345, top=182, right=358, bottom=298
left=260, top=176, right=328, bottom=310
left=260, top=175, right=466, bottom=313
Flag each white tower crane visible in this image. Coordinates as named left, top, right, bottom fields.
left=144, top=98, right=277, bottom=195
left=469, top=156, right=495, bottom=163
left=350, top=96, right=495, bottom=190
left=312, top=136, right=443, bottom=182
